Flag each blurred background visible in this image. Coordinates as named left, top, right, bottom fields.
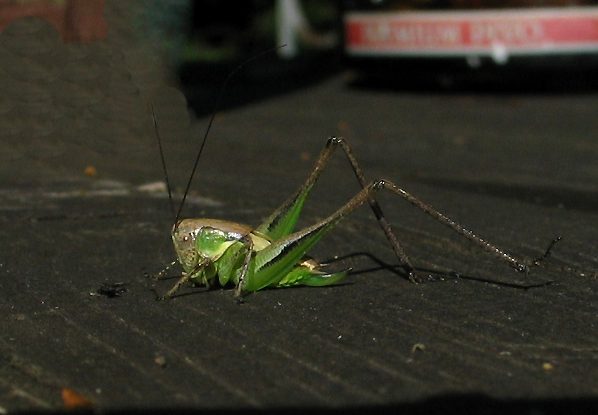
left=142, top=0, right=598, bottom=113
left=4, top=0, right=598, bottom=115
left=2, top=0, right=598, bottom=184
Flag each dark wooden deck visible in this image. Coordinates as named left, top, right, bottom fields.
left=1, top=8, right=597, bottom=415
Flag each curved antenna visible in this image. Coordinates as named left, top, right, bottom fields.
left=151, top=102, right=176, bottom=222
left=174, top=45, right=286, bottom=227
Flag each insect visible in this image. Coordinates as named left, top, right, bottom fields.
left=150, top=60, right=559, bottom=302
left=150, top=121, right=559, bottom=302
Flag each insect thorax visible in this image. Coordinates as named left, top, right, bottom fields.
left=171, top=219, right=257, bottom=272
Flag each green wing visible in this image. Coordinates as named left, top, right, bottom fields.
left=255, top=182, right=315, bottom=241
left=244, top=219, right=339, bottom=292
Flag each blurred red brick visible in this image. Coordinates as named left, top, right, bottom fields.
left=0, top=0, right=107, bottom=43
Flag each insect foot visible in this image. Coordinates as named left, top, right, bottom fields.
left=150, top=260, right=177, bottom=281
left=150, top=287, right=166, bottom=301
left=531, top=236, right=562, bottom=268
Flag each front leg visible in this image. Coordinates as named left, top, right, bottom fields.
left=157, top=258, right=211, bottom=300
left=150, top=260, right=177, bottom=281
left=233, top=235, right=255, bottom=302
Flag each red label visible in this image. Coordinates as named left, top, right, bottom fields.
left=345, top=8, right=598, bottom=56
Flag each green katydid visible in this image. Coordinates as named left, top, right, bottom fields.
left=150, top=107, right=559, bottom=302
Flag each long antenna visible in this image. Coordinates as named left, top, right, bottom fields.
left=151, top=102, right=176, bottom=222
left=173, top=45, right=286, bottom=226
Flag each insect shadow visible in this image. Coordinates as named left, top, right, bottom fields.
left=326, top=252, right=555, bottom=290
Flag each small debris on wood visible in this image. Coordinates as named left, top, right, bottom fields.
left=91, top=282, right=127, bottom=298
